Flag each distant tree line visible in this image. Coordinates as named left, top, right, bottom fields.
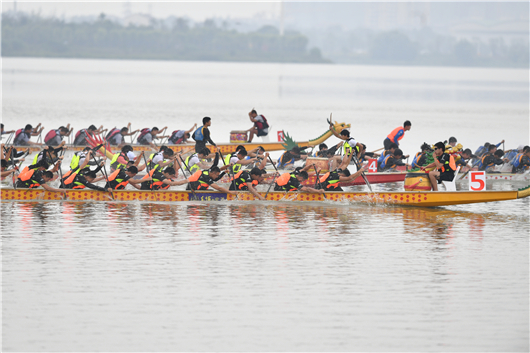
left=1, top=13, right=328, bottom=63
left=307, top=27, right=529, bottom=68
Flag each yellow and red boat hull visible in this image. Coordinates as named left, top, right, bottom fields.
left=2, top=186, right=529, bottom=208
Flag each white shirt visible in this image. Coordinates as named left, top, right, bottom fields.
left=230, top=156, right=240, bottom=165
left=152, top=152, right=164, bottom=165
left=188, top=155, right=200, bottom=168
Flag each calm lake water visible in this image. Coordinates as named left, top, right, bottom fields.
left=2, top=57, right=529, bottom=352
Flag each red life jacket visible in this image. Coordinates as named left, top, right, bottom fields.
left=137, top=128, right=151, bottom=144
left=75, top=129, right=85, bottom=140
left=106, top=128, right=121, bottom=142
left=255, top=115, right=269, bottom=130
left=44, top=129, right=58, bottom=144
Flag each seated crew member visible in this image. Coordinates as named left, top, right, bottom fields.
left=423, top=142, right=457, bottom=192
left=475, top=140, right=504, bottom=159
left=383, top=120, right=411, bottom=150
left=148, top=147, right=178, bottom=172
left=504, top=145, right=523, bottom=164
left=228, top=149, right=258, bottom=174
left=1, top=159, right=18, bottom=179
left=224, top=145, right=247, bottom=165
left=13, top=124, right=43, bottom=146
left=511, top=146, right=530, bottom=173
left=31, top=142, right=66, bottom=167
left=411, top=143, right=432, bottom=170
left=377, top=143, right=398, bottom=170
left=274, top=164, right=324, bottom=194
left=329, top=123, right=364, bottom=166
left=15, top=160, right=67, bottom=194
left=137, top=126, right=168, bottom=149
left=185, top=148, right=212, bottom=174
left=193, top=117, right=216, bottom=153
left=168, top=123, right=197, bottom=144
left=73, top=125, right=100, bottom=146
left=447, top=137, right=458, bottom=148
left=140, top=167, right=189, bottom=190
left=106, top=123, right=138, bottom=147
left=480, top=150, right=507, bottom=172
left=454, top=148, right=475, bottom=172
left=380, top=148, right=407, bottom=172
left=60, top=152, right=110, bottom=192
left=277, top=146, right=308, bottom=169
left=186, top=165, right=237, bottom=195
left=317, top=152, right=367, bottom=191
left=247, top=109, right=269, bottom=143
left=475, top=144, right=499, bottom=170
left=44, top=125, right=71, bottom=147
left=247, top=146, right=266, bottom=159
left=229, top=167, right=266, bottom=200
left=105, top=165, right=147, bottom=190
left=1, top=124, right=16, bottom=142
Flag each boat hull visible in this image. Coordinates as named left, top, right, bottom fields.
left=2, top=187, right=528, bottom=207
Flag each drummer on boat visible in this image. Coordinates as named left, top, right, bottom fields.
left=246, top=109, right=269, bottom=143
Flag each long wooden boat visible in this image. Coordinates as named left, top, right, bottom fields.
left=6, top=121, right=351, bottom=155
left=2, top=185, right=529, bottom=207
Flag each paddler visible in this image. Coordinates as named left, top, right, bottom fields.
left=328, top=123, right=364, bottom=166
left=140, top=167, right=189, bottom=190
left=377, top=143, right=398, bottom=170
left=1, top=159, right=19, bottom=179
left=148, top=146, right=178, bottom=172
left=229, top=167, right=266, bottom=200
left=185, top=148, right=212, bottom=174
left=274, top=164, right=324, bottom=194
left=107, top=123, right=139, bottom=147
left=422, top=142, right=457, bottom=192
left=60, top=151, right=110, bottom=191
left=379, top=148, right=408, bottom=172
left=137, top=126, right=168, bottom=149
left=168, top=123, right=197, bottom=144
left=44, top=125, right=71, bottom=146
left=479, top=150, right=507, bottom=172
left=511, top=146, right=530, bottom=173
left=105, top=166, right=148, bottom=190
left=192, top=117, right=217, bottom=153
left=13, top=124, right=43, bottom=146
left=228, top=148, right=258, bottom=174
left=454, top=148, right=475, bottom=172
left=73, top=125, right=101, bottom=146
left=383, top=120, right=411, bottom=150
left=277, top=146, right=308, bottom=169
left=186, top=151, right=236, bottom=194
left=317, top=152, right=367, bottom=191
left=15, top=159, right=67, bottom=195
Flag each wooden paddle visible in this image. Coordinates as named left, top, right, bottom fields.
left=265, top=155, right=281, bottom=198
left=352, top=155, right=372, bottom=192
left=313, top=164, right=327, bottom=199
left=177, top=154, right=198, bottom=201
left=141, top=151, right=155, bottom=193
left=101, top=140, right=115, bottom=200
left=218, top=150, right=237, bottom=193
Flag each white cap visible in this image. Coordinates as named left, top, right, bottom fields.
left=127, top=151, right=136, bottom=160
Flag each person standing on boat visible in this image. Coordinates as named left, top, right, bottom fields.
left=246, top=109, right=269, bottom=143
left=422, top=142, right=456, bottom=192
left=193, top=117, right=216, bottom=153
left=383, top=121, right=411, bottom=150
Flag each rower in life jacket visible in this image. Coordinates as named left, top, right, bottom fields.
left=140, top=167, right=176, bottom=190
left=60, top=165, right=107, bottom=192
left=186, top=166, right=228, bottom=191
left=105, top=166, right=144, bottom=190
left=274, top=167, right=308, bottom=192
left=185, top=148, right=210, bottom=174
left=148, top=147, right=174, bottom=172
left=228, top=168, right=262, bottom=190
left=73, top=125, right=98, bottom=146
left=511, top=149, right=530, bottom=173
left=110, top=145, right=134, bottom=171
left=228, top=149, right=257, bottom=174
left=479, top=150, right=505, bottom=172
left=44, top=127, right=69, bottom=146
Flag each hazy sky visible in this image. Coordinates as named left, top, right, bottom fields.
left=3, top=1, right=282, bottom=20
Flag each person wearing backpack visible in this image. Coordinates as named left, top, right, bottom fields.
left=73, top=125, right=101, bottom=146
left=192, top=117, right=216, bottom=153
left=247, top=109, right=269, bottom=143
left=168, top=123, right=197, bottom=144
left=14, top=124, right=44, bottom=146
left=44, top=126, right=70, bottom=146
left=137, top=126, right=168, bottom=149
left=106, top=123, right=138, bottom=147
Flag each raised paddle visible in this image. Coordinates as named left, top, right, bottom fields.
left=177, top=154, right=198, bottom=201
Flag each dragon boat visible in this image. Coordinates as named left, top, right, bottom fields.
left=2, top=185, right=529, bottom=207
left=8, top=122, right=351, bottom=157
